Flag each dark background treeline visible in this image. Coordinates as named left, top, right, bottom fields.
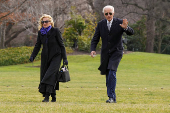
left=0, top=0, right=170, bottom=54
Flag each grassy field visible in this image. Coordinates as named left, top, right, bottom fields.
left=0, top=52, right=170, bottom=113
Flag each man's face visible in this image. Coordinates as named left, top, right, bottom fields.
left=104, top=8, right=114, bottom=22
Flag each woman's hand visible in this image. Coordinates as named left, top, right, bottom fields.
left=63, top=59, right=68, bottom=65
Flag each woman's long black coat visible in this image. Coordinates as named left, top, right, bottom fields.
left=30, top=27, right=67, bottom=90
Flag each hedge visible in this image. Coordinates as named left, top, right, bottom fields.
left=0, top=46, right=73, bottom=66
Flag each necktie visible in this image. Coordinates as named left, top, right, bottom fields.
left=107, top=22, right=111, bottom=31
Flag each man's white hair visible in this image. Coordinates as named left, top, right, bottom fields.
left=102, top=5, right=114, bottom=13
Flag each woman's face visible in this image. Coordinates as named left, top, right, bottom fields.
left=41, top=17, right=51, bottom=28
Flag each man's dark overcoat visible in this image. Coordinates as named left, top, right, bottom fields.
left=91, top=18, right=134, bottom=75
left=30, top=27, right=67, bottom=90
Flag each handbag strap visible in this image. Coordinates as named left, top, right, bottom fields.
left=60, top=65, right=69, bottom=71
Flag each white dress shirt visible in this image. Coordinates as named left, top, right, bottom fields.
left=107, top=19, right=113, bottom=31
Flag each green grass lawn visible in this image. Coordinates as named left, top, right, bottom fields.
left=0, top=52, right=170, bottom=113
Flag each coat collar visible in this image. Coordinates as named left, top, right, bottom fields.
left=104, top=17, right=117, bottom=32
left=104, top=19, right=109, bottom=32
left=40, top=27, right=54, bottom=38
left=47, top=27, right=54, bottom=37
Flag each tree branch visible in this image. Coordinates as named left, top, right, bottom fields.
left=4, top=25, right=32, bottom=46
left=0, top=0, right=28, bottom=20
left=120, top=0, right=148, bottom=11
left=120, top=11, right=148, bottom=18
left=161, top=44, right=170, bottom=53
left=120, top=11, right=170, bottom=24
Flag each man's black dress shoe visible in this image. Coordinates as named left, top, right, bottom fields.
left=106, top=98, right=116, bottom=103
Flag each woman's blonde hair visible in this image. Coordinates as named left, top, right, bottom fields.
left=38, top=14, right=54, bottom=30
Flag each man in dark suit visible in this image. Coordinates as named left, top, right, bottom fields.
left=91, top=5, right=134, bottom=103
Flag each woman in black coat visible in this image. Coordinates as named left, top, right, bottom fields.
left=29, top=14, right=68, bottom=102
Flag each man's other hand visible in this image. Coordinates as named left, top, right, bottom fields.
left=91, top=51, right=96, bottom=58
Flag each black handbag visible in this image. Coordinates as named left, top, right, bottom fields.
left=58, top=65, right=70, bottom=82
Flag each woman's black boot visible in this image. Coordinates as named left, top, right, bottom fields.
left=51, top=93, right=56, bottom=102
left=42, top=93, right=50, bottom=102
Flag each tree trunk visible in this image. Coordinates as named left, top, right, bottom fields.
left=32, top=27, right=37, bottom=45
left=93, top=0, right=105, bottom=20
left=0, top=22, right=6, bottom=49
left=146, top=0, right=155, bottom=53
left=157, top=34, right=162, bottom=53
left=157, top=20, right=163, bottom=53
left=0, top=25, right=2, bottom=49
left=146, top=16, right=155, bottom=52
left=4, top=25, right=32, bottom=46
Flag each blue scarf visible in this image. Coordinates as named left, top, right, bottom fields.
left=40, top=25, right=52, bottom=35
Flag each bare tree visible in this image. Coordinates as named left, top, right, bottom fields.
left=120, top=0, right=170, bottom=53
left=154, top=0, right=170, bottom=53
left=1, top=0, right=73, bottom=47
left=0, top=0, right=28, bottom=21
left=0, top=0, right=105, bottom=48
left=0, top=0, right=29, bottom=48
left=86, top=0, right=170, bottom=53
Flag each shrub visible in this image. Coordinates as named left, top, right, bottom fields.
left=78, top=35, right=102, bottom=52
left=63, top=8, right=101, bottom=52
left=125, top=16, right=146, bottom=52
left=63, top=12, right=86, bottom=48
left=77, top=13, right=101, bottom=52
left=0, top=46, right=73, bottom=66
left=0, top=46, right=41, bottom=66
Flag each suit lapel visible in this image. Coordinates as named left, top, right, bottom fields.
left=110, top=17, right=117, bottom=32
left=104, top=18, right=117, bottom=32
left=103, top=19, right=109, bottom=32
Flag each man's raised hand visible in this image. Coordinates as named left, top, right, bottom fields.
left=120, top=19, right=128, bottom=29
